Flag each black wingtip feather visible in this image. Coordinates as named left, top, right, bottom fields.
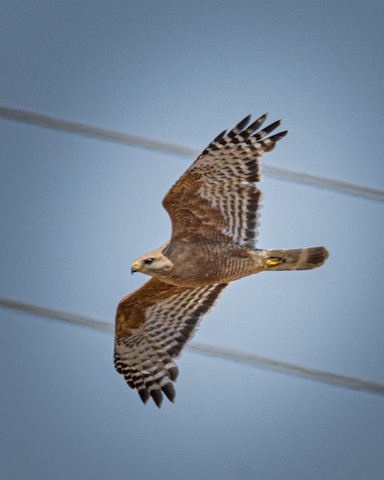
left=151, top=389, right=163, bottom=408
left=234, top=114, right=252, bottom=131
left=252, top=119, right=282, bottom=140
left=270, top=130, right=289, bottom=142
left=213, top=129, right=227, bottom=143
left=138, top=389, right=150, bottom=404
left=162, top=383, right=176, bottom=403
left=168, top=365, right=179, bottom=381
left=240, top=113, right=268, bottom=137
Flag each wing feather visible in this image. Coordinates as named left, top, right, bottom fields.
left=163, top=114, right=288, bottom=249
left=115, top=278, right=227, bottom=407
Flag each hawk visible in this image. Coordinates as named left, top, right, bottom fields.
left=115, top=114, right=329, bottom=407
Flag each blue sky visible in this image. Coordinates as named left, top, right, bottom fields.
left=1, top=1, right=383, bottom=479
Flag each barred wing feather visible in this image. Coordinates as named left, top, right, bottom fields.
left=115, top=278, right=228, bottom=407
left=163, top=114, right=288, bottom=249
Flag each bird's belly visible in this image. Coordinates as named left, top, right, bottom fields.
left=161, top=245, right=263, bottom=287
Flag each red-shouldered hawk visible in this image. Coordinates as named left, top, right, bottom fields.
left=115, top=114, right=329, bottom=406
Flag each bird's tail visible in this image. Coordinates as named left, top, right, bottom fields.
left=262, top=247, right=329, bottom=271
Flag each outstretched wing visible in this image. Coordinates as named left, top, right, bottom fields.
left=115, top=278, right=227, bottom=407
left=163, top=114, right=288, bottom=249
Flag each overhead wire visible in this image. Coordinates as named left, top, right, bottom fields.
left=1, top=296, right=384, bottom=396
left=1, top=105, right=383, bottom=203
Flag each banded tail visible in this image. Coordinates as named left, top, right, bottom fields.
left=263, top=247, right=329, bottom=271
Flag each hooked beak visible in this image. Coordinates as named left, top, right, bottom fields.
left=131, top=261, right=140, bottom=274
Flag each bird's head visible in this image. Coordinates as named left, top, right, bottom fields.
left=131, top=250, right=173, bottom=276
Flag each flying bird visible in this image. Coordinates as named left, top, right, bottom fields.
left=114, top=114, right=329, bottom=407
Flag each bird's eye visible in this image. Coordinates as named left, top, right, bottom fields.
left=143, top=258, right=154, bottom=265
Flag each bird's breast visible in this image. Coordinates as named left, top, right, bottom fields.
left=160, top=242, right=256, bottom=286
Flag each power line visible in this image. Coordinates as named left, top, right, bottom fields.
left=0, top=105, right=196, bottom=158
left=188, top=343, right=384, bottom=395
left=1, top=105, right=383, bottom=204
left=1, top=296, right=383, bottom=396
left=0, top=297, right=113, bottom=332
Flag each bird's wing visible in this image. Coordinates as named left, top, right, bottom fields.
left=115, top=277, right=228, bottom=407
left=163, top=114, right=288, bottom=249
